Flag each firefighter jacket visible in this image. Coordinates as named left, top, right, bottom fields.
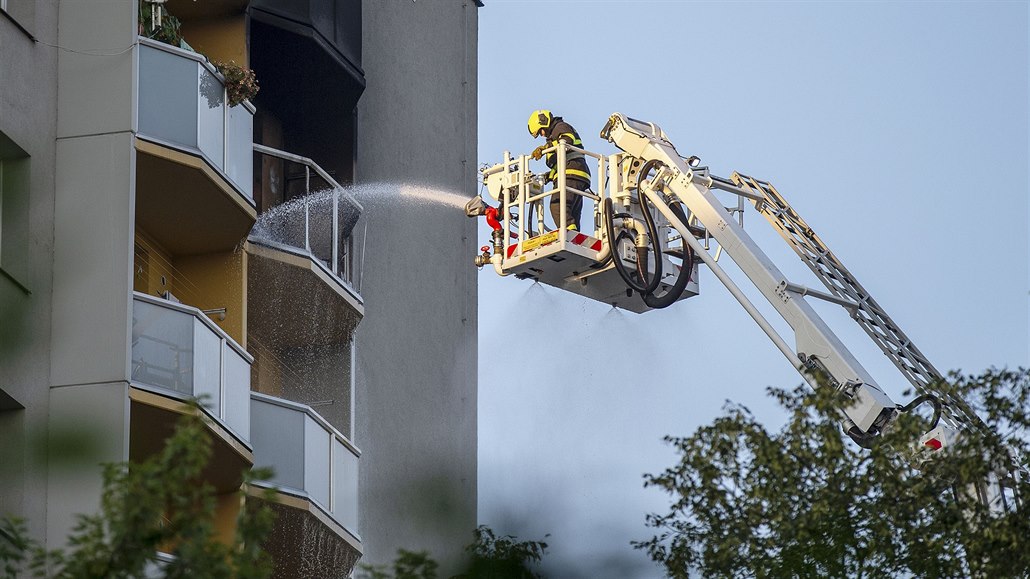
left=543, top=117, right=591, bottom=187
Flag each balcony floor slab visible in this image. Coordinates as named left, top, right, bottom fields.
left=135, top=138, right=256, bottom=256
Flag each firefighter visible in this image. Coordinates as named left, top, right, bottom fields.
left=528, top=110, right=591, bottom=231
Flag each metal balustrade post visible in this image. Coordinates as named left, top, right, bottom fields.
left=304, top=166, right=311, bottom=252
left=219, top=337, right=226, bottom=421
left=558, top=144, right=567, bottom=242
left=332, top=188, right=340, bottom=275
left=222, top=88, right=229, bottom=171
left=328, top=434, right=336, bottom=513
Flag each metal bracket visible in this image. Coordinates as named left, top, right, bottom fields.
left=780, top=281, right=860, bottom=312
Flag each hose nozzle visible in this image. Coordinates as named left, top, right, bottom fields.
left=464, top=195, right=489, bottom=218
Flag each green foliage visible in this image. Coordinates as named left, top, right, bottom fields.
left=358, top=525, right=550, bottom=579
left=359, top=549, right=439, bottom=579
left=214, top=61, right=259, bottom=108
left=138, top=1, right=182, bottom=47
left=0, top=403, right=276, bottom=578
left=458, top=525, right=549, bottom=579
left=635, top=368, right=1030, bottom=578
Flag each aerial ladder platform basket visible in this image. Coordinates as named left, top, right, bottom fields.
left=467, top=141, right=699, bottom=313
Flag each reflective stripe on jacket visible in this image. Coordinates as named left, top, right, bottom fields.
left=543, top=117, right=591, bottom=186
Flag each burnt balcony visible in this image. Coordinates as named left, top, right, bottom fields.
left=249, top=144, right=363, bottom=305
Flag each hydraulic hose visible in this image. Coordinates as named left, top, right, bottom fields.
left=604, top=197, right=650, bottom=294
left=604, top=159, right=696, bottom=307
left=898, top=393, right=944, bottom=430
left=638, top=176, right=663, bottom=294
left=641, top=200, right=695, bottom=309
left=635, top=161, right=664, bottom=297
left=643, top=240, right=693, bottom=309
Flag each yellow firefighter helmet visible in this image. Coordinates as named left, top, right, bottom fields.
left=527, top=109, right=553, bottom=137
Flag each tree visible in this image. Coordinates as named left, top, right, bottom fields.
left=1, top=402, right=276, bottom=578
left=458, top=525, right=549, bottom=579
left=635, top=369, right=1030, bottom=578
left=358, top=525, right=549, bottom=579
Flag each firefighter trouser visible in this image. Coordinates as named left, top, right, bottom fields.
left=550, top=178, right=588, bottom=230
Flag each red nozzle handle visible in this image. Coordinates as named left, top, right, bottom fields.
left=484, top=207, right=502, bottom=231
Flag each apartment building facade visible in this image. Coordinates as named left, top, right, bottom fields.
left=0, top=0, right=479, bottom=576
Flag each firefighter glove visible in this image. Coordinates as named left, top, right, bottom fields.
left=531, top=145, right=546, bottom=161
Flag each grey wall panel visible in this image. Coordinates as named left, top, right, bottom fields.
left=355, top=1, right=478, bottom=573
left=44, top=382, right=130, bottom=549
left=56, top=0, right=136, bottom=139
left=50, top=133, right=135, bottom=387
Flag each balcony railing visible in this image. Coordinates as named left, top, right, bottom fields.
left=131, top=292, right=252, bottom=443
left=250, top=393, right=360, bottom=540
left=250, top=144, right=363, bottom=291
left=137, top=37, right=254, bottom=200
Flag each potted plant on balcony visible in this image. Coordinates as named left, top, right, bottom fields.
left=138, top=0, right=182, bottom=47
left=214, top=60, right=260, bottom=107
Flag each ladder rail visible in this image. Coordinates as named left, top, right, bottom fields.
left=732, top=173, right=985, bottom=433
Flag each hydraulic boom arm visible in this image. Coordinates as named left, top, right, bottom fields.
left=601, top=113, right=896, bottom=441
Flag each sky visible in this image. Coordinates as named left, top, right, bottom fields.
left=475, top=2, right=1028, bottom=577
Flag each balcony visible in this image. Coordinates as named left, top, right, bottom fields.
left=135, top=38, right=256, bottom=256
left=248, top=145, right=363, bottom=333
left=138, top=37, right=252, bottom=198
left=130, top=292, right=251, bottom=443
left=250, top=393, right=361, bottom=576
left=251, top=145, right=362, bottom=288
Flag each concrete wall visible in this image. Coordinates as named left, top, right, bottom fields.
left=355, top=0, right=479, bottom=573
left=0, top=0, right=59, bottom=543
left=46, top=0, right=137, bottom=547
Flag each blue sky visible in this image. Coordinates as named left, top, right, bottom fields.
left=476, top=2, right=1028, bottom=576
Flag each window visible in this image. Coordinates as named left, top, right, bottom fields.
left=0, top=131, right=30, bottom=289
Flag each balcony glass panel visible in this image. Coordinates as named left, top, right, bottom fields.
left=132, top=299, right=194, bottom=396
left=331, top=437, right=359, bottom=532
left=226, top=105, right=254, bottom=196
left=137, top=40, right=254, bottom=200
left=251, top=399, right=305, bottom=490
left=193, top=318, right=222, bottom=416
left=138, top=46, right=198, bottom=149
left=223, top=342, right=252, bottom=438
left=197, top=67, right=226, bottom=171
left=251, top=393, right=360, bottom=536
left=131, top=294, right=253, bottom=442
left=305, top=419, right=331, bottom=507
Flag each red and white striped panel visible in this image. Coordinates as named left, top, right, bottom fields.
left=506, top=232, right=603, bottom=258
